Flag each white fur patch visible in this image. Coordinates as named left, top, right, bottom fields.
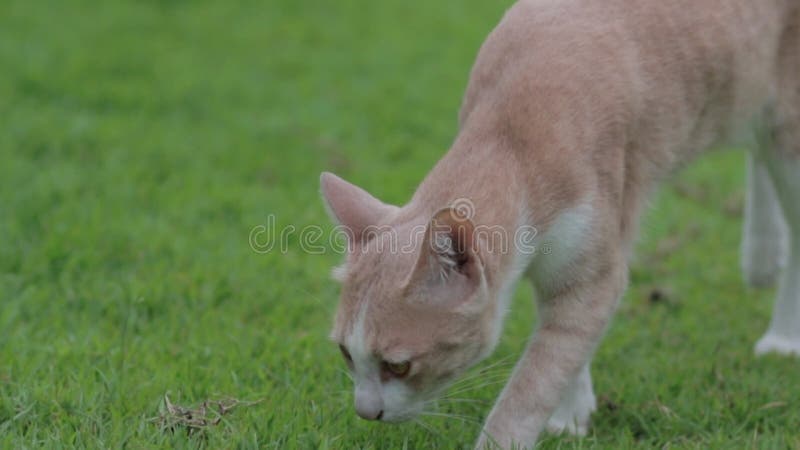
left=755, top=153, right=800, bottom=356
left=531, top=201, right=595, bottom=285
left=546, top=363, right=597, bottom=436
left=345, top=302, right=371, bottom=378
left=343, top=301, right=423, bottom=421
left=331, top=264, right=348, bottom=282
left=755, top=334, right=800, bottom=357
left=741, top=153, right=788, bottom=287
left=380, top=380, right=418, bottom=422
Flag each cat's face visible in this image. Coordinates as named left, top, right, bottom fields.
left=330, top=239, right=495, bottom=422
left=321, top=173, right=501, bottom=422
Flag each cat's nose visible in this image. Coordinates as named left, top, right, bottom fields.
left=355, top=386, right=384, bottom=420
left=356, top=407, right=384, bottom=421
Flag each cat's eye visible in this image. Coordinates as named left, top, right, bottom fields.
left=382, top=360, right=411, bottom=378
left=339, top=345, right=353, bottom=364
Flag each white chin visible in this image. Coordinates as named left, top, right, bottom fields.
left=381, top=409, right=420, bottom=423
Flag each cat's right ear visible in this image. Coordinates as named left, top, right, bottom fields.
left=320, top=172, right=398, bottom=245
left=404, top=207, right=486, bottom=306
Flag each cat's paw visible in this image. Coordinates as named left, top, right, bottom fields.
left=545, top=393, right=596, bottom=436
left=755, top=333, right=800, bottom=357
left=546, top=414, right=589, bottom=436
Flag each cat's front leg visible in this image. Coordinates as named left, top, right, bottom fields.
left=475, top=257, right=626, bottom=449
left=545, top=362, right=596, bottom=436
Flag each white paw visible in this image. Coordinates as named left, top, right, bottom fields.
left=545, top=394, right=596, bottom=437
left=755, top=334, right=800, bottom=357
left=546, top=415, right=589, bottom=436
left=741, top=237, right=787, bottom=287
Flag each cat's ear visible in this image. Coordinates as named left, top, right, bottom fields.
left=320, top=172, right=398, bottom=244
left=408, top=207, right=484, bottom=293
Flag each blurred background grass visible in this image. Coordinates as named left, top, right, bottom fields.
left=0, top=0, right=797, bottom=448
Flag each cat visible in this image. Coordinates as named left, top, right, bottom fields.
left=320, top=0, right=800, bottom=447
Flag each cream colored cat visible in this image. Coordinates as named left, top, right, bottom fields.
left=321, top=0, right=800, bottom=447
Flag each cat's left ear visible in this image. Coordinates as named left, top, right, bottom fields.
left=320, top=172, right=398, bottom=283
left=407, top=207, right=485, bottom=295
left=320, top=172, right=398, bottom=244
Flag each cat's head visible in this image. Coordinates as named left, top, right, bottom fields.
left=321, top=172, right=502, bottom=423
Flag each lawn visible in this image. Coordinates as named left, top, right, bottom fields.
left=0, top=0, right=798, bottom=448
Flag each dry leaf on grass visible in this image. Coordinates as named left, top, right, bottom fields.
left=149, top=393, right=263, bottom=435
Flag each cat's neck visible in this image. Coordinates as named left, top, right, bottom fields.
left=399, top=103, right=604, bottom=287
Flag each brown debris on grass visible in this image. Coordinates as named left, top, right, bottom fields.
left=150, top=393, right=263, bottom=435
left=722, top=191, right=744, bottom=218
left=758, top=401, right=787, bottom=410
left=598, top=394, right=620, bottom=412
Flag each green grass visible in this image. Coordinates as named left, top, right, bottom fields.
left=1, top=1, right=798, bottom=448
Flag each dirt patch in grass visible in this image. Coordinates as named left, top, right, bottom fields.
left=150, top=394, right=263, bottom=435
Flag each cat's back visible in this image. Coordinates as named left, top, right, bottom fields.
left=460, top=0, right=791, bottom=131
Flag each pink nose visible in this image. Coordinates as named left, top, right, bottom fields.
left=355, top=387, right=384, bottom=420
left=356, top=407, right=383, bottom=421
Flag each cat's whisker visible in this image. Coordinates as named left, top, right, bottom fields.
left=413, top=418, right=444, bottom=439
left=441, top=377, right=509, bottom=399
left=439, top=367, right=512, bottom=395
left=434, top=397, right=487, bottom=405
left=445, top=371, right=507, bottom=392
left=421, top=411, right=482, bottom=425
left=475, top=354, right=516, bottom=372
left=452, top=356, right=514, bottom=381
left=446, top=371, right=512, bottom=390
left=444, top=374, right=508, bottom=396
left=421, top=398, right=487, bottom=420
left=443, top=359, right=514, bottom=391
left=337, top=367, right=354, bottom=382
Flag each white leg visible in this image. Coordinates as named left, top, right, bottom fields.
left=741, top=152, right=788, bottom=287
left=755, top=153, right=800, bottom=357
left=545, top=362, right=596, bottom=436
